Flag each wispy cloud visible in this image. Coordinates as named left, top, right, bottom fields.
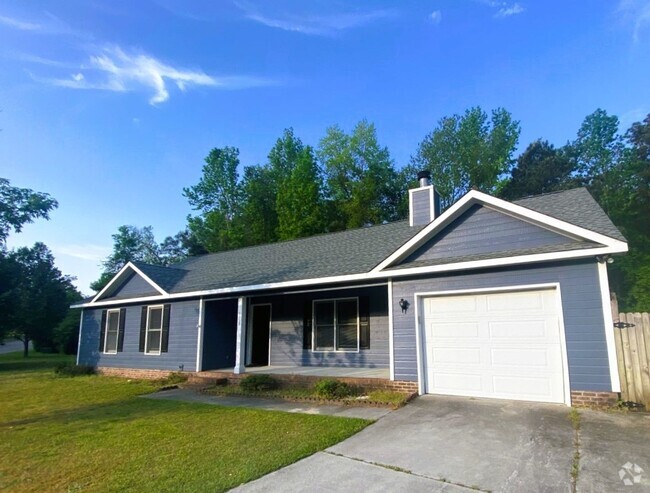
left=618, top=0, right=650, bottom=42
left=494, top=3, right=524, bottom=18
left=429, top=10, right=442, bottom=24
left=36, top=45, right=277, bottom=105
left=235, top=1, right=394, bottom=36
left=0, top=14, right=41, bottom=31
left=53, top=244, right=111, bottom=262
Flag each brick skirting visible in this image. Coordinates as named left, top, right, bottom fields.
left=571, top=390, right=618, bottom=408
left=189, top=370, right=419, bottom=394
left=97, top=367, right=178, bottom=380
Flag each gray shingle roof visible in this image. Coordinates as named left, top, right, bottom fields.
left=514, top=187, right=626, bottom=242
left=135, top=221, right=425, bottom=294
left=123, top=187, right=624, bottom=296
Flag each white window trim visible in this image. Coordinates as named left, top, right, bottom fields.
left=103, top=308, right=121, bottom=355
left=311, top=297, right=360, bottom=353
left=144, top=304, right=165, bottom=356
left=412, top=283, right=571, bottom=406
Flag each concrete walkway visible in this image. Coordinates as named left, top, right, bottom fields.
left=142, top=387, right=392, bottom=420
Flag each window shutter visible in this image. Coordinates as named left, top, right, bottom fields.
left=161, top=304, right=171, bottom=353
left=99, top=310, right=107, bottom=352
left=117, top=308, right=126, bottom=352
left=139, top=306, right=147, bottom=352
left=359, top=296, right=370, bottom=349
left=302, top=300, right=312, bottom=350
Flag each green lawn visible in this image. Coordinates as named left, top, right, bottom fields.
left=0, top=352, right=370, bottom=492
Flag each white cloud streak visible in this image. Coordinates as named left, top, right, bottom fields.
left=494, top=3, right=525, bottom=18
left=0, top=14, right=41, bottom=31
left=235, top=2, right=394, bottom=36
left=39, top=45, right=276, bottom=105
left=53, top=244, right=111, bottom=262
left=430, top=10, right=442, bottom=24
left=618, top=0, right=650, bottom=42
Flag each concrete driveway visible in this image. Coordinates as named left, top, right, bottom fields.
left=231, top=395, right=650, bottom=493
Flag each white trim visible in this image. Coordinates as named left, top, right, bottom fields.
left=143, top=304, right=164, bottom=355
left=409, top=188, right=414, bottom=227
left=103, top=308, right=121, bottom=354
left=311, top=297, right=360, bottom=353
left=234, top=296, right=247, bottom=374
left=247, top=303, right=272, bottom=366
left=598, top=262, right=621, bottom=393
left=195, top=298, right=205, bottom=372
left=72, top=245, right=626, bottom=309
left=387, top=279, right=395, bottom=381
left=91, top=261, right=168, bottom=303
left=413, top=283, right=571, bottom=406
left=373, top=189, right=628, bottom=272
left=76, top=309, right=84, bottom=365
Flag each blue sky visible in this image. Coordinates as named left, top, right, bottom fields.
left=1, top=0, right=649, bottom=294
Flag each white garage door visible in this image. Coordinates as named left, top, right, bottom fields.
left=421, top=289, right=566, bottom=404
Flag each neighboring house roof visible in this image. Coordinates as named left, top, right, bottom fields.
left=78, top=187, right=627, bottom=308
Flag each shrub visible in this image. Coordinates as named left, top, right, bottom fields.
left=159, top=372, right=189, bottom=386
left=54, top=363, right=95, bottom=377
left=314, top=379, right=354, bottom=399
left=239, top=374, right=278, bottom=392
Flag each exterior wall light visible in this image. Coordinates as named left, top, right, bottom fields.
left=398, top=298, right=410, bottom=313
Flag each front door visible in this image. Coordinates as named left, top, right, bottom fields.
left=250, top=304, right=271, bottom=366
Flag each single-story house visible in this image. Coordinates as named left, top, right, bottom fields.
left=74, top=172, right=628, bottom=406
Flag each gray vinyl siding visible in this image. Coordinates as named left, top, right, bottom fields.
left=411, top=188, right=432, bottom=226
left=391, top=260, right=612, bottom=391
left=99, top=272, right=159, bottom=301
left=78, top=300, right=199, bottom=371
left=252, top=285, right=389, bottom=369
left=404, top=205, right=580, bottom=264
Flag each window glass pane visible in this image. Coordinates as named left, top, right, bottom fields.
left=148, top=307, right=163, bottom=330
left=337, top=300, right=357, bottom=325
left=314, top=302, right=334, bottom=326
left=315, top=325, right=334, bottom=350
left=147, top=330, right=161, bottom=353
left=105, top=331, right=118, bottom=352
left=107, top=311, right=120, bottom=332
left=337, top=324, right=357, bottom=350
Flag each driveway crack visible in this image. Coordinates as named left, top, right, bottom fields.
left=324, top=451, right=491, bottom=492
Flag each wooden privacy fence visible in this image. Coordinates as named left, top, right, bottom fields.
left=611, top=296, right=650, bottom=407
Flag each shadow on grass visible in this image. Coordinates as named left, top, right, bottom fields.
left=0, top=351, right=74, bottom=373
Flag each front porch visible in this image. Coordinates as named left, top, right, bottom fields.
left=226, top=365, right=389, bottom=379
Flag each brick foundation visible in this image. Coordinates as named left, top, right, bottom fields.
left=97, top=367, right=179, bottom=380
left=571, top=390, right=618, bottom=408
left=189, top=370, right=419, bottom=394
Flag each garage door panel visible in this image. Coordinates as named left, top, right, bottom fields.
left=422, top=289, right=566, bottom=404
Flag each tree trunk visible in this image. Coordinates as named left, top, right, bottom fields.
left=23, top=337, right=29, bottom=358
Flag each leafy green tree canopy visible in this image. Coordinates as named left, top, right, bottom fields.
left=411, top=107, right=520, bottom=209
left=0, top=178, right=58, bottom=245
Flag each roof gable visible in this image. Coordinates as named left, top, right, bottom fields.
left=92, top=262, right=168, bottom=303
left=400, top=204, right=591, bottom=267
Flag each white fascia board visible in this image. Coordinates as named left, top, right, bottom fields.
left=72, top=243, right=626, bottom=309
left=372, top=190, right=628, bottom=272
left=89, top=261, right=168, bottom=303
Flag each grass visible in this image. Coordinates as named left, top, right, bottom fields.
left=0, top=352, right=370, bottom=493
left=568, top=408, right=581, bottom=493
left=206, top=383, right=411, bottom=408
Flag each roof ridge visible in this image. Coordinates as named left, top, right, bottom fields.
left=514, top=187, right=587, bottom=202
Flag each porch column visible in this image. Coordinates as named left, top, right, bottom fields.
left=195, top=298, right=205, bottom=372
left=234, top=296, right=248, bottom=374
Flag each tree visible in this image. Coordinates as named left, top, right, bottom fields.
left=411, top=107, right=520, bottom=209
left=0, top=178, right=58, bottom=245
left=4, top=243, right=75, bottom=357
left=318, top=120, right=401, bottom=228
left=277, top=146, right=326, bottom=239
left=499, top=140, right=578, bottom=200
left=184, top=147, right=243, bottom=252
left=91, top=225, right=188, bottom=292
left=240, top=165, right=279, bottom=246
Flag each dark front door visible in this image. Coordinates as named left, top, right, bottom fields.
left=250, top=305, right=271, bottom=366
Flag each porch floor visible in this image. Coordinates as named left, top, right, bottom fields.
left=216, top=365, right=390, bottom=379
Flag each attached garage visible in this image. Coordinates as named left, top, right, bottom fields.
left=419, top=287, right=569, bottom=404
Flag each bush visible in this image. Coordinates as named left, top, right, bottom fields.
left=54, top=363, right=95, bottom=377
left=159, top=372, right=189, bottom=386
left=314, top=379, right=354, bottom=399
left=239, top=374, right=278, bottom=392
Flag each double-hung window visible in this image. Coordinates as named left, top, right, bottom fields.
left=103, top=309, right=121, bottom=354
left=145, top=305, right=164, bottom=354
left=313, top=298, right=359, bottom=352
